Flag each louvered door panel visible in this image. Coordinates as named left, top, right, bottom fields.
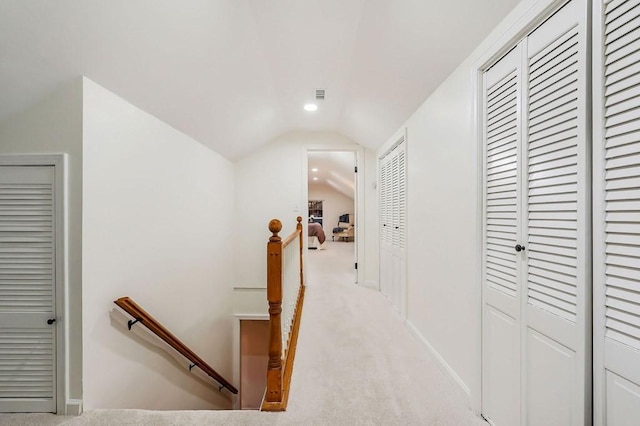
left=391, top=152, right=400, bottom=248
left=523, top=1, right=588, bottom=424
left=0, top=329, right=54, bottom=398
left=482, top=46, right=522, bottom=426
left=604, top=0, right=640, bottom=353
left=594, top=1, right=640, bottom=424
left=486, top=69, right=519, bottom=298
left=527, top=24, right=580, bottom=322
left=0, top=166, right=56, bottom=413
left=383, top=156, right=393, bottom=244
left=379, top=137, right=407, bottom=315
left=0, top=183, right=54, bottom=312
left=379, top=151, right=392, bottom=300
left=379, top=156, right=389, bottom=243
left=397, top=147, right=407, bottom=250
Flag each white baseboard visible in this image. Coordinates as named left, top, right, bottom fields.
left=65, top=399, right=83, bottom=415
left=362, top=280, right=378, bottom=289
left=405, top=320, right=471, bottom=398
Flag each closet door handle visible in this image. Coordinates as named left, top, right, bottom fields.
left=515, top=244, right=525, bottom=252
left=47, top=318, right=56, bottom=325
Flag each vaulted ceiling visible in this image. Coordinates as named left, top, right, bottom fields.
left=0, top=0, right=521, bottom=160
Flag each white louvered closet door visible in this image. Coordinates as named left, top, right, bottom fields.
left=594, top=1, right=640, bottom=424
left=524, top=1, right=589, bottom=424
left=482, top=1, right=589, bottom=424
left=379, top=137, right=407, bottom=314
left=482, top=45, right=523, bottom=426
left=379, top=152, right=392, bottom=299
left=0, top=166, right=56, bottom=413
left=391, top=142, right=407, bottom=312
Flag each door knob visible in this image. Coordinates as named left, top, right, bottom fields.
left=47, top=318, right=56, bottom=325
left=515, top=244, right=525, bottom=252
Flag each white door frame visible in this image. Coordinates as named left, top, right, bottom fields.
left=304, top=145, right=365, bottom=286
left=0, top=154, right=67, bottom=414
left=471, top=0, right=584, bottom=417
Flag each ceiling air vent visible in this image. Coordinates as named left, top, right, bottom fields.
left=315, top=89, right=326, bottom=101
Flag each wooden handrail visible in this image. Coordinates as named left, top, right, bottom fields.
left=114, top=296, right=238, bottom=394
left=282, top=228, right=301, bottom=248
left=262, top=216, right=305, bottom=411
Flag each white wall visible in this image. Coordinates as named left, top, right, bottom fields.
left=0, top=79, right=84, bottom=411
left=234, top=131, right=378, bottom=292
left=82, top=78, right=236, bottom=409
left=308, top=182, right=354, bottom=234
left=380, top=0, right=542, bottom=408
left=363, top=148, right=379, bottom=289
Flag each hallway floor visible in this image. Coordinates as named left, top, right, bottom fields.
left=2, top=241, right=485, bottom=425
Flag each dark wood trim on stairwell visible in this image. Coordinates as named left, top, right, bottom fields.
left=114, top=296, right=238, bottom=394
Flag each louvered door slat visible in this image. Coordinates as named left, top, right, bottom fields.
left=605, top=0, right=639, bottom=21
left=529, top=272, right=577, bottom=295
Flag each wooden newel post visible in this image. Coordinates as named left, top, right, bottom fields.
left=296, top=216, right=304, bottom=289
left=266, top=219, right=283, bottom=403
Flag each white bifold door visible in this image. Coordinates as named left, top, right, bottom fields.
left=481, top=0, right=590, bottom=424
left=0, top=166, right=57, bottom=412
left=593, top=0, right=640, bottom=424
left=379, top=138, right=407, bottom=315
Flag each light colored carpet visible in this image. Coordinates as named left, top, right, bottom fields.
left=1, top=241, right=485, bottom=426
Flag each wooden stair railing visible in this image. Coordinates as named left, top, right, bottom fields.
left=114, top=296, right=238, bottom=394
left=262, top=216, right=305, bottom=411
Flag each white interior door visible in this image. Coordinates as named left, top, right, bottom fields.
left=523, top=2, right=589, bottom=424
left=380, top=151, right=392, bottom=300
left=392, top=143, right=407, bottom=315
left=379, top=138, right=407, bottom=315
left=0, top=166, right=57, bottom=413
left=482, top=1, right=589, bottom=424
left=482, top=45, right=523, bottom=426
left=594, top=1, right=640, bottom=424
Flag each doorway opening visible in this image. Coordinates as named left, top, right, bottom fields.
left=306, top=151, right=357, bottom=285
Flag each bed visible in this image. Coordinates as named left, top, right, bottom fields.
left=308, top=221, right=326, bottom=249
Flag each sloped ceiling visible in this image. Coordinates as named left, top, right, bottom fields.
left=308, top=151, right=355, bottom=200
left=0, top=0, right=521, bottom=160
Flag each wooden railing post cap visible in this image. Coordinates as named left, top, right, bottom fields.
left=296, top=216, right=302, bottom=224
left=269, top=219, right=282, bottom=241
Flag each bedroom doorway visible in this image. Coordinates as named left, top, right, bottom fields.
left=306, top=150, right=357, bottom=285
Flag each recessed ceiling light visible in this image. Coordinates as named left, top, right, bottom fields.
left=313, top=177, right=318, bottom=181
left=311, top=168, right=318, bottom=172
left=304, top=103, right=318, bottom=112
